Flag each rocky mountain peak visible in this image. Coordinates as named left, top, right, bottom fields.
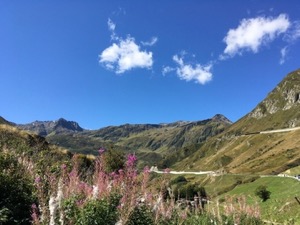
left=54, top=118, right=83, bottom=132
left=212, top=114, right=232, bottom=124
left=249, top=69, right=300, bottom=121
left=17, top=118, right=84, bottom=136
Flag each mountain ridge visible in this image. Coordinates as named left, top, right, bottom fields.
left=17, top=118, right=84, bottom=136
left=13, top=114, right=232, bottom=168
left=3, top=68, right=300, bottom=174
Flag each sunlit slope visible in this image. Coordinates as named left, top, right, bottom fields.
left=175, top=69, right=300, bottom=174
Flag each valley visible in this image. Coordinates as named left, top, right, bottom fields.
left=1, top=69, right=300, bottom=224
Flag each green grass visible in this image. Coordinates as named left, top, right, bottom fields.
left=219, top=176, right=300, bottom=224
left=161, top=174, right=300, bottom=223
left=284, top=165, right=300, bottom=176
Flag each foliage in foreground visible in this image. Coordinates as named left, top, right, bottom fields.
left=29, top=149, right=263, bottom=225
left=0, top=153, right=36, bottom=225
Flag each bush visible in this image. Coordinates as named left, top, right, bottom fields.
left=102, top=148, right=125, bottom=173
left=126, top=204, right=154, bottom=225
left=0, top=153, right=36, bottom=225
left=255, top=185, right=271, bottom=202
left=76, top=196, right=119, bottom=225
left=170, top=175, right=188, bottom=185
left=173, top=184, right=207, bottom=200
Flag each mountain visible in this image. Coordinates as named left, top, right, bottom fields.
left=175, top=68, right=300, bottom=174
left=229, top=69, right=300, bottom=134
left=11, top=69, right=300, bottom=174
left=18, top=118, right=84, bottom=136
left=17, top=114, right=232, bottom=168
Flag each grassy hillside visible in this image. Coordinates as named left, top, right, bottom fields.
left=0, top=124, right=70, bottom=170
left=220, top=176, right=300, bottom=223
left=176, top=129, right=300, bottom=174
left=175, top=69, right=300, bottom=174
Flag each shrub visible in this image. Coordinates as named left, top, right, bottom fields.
left=0, top=153, right=36, bottom=225
left=170, top=175, right=188, bottom=185
left=126, top=204, right=154, bottom=225
left=76, top=197, right=119, bottom=225
left=102, top=148, right=126, bottom=173
left=173, top=184, right=207, bottom=200
left=255, top=185, right=271, bottom=202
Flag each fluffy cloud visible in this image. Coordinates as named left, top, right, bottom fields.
left=99, top=19, right=153, bottom=74
left=223, top=14, right=290, bottom=57
left=99, top=37, right=153, bottom=74
left=172, top=55, right=212, bottom=85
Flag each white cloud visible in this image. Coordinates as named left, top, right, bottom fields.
left=141, top=37, right=158, bottom=46
left=108, top=18, right=116, bottom=32
left=278, top=21, right=300, bottom=64
left=279, top=46, right=288, bottom=65
left=284, top=21, right=300, bottom=42
left=107, top=18, right=118, bottom=41
left=99, top=37, right=153, bottom=74
left=162, top=66, right=175, bottom=75
left=223, top=14, right=290, bottom=57
left=172, top=55, right=212, bottom=85
left=292, top=22, right=300, bottom=40
left=100, top=19, right=154, bottom=74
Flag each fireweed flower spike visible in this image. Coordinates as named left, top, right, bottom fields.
left=98, top=147, right=106, bottom=155
left=126, top=154, right=137, bottom=167
left=61, top=164, right=67, bottom=170
left=34, top=176, right=41, bottom=184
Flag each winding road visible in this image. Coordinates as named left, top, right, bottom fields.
left=151, top=126, right=300, bottom=177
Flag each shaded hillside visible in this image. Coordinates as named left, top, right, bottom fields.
left=0, top=124, right=72, bottom=173
left=0, top=116, right=14, bottom=126
left=175, top=69, right=300, bottom=174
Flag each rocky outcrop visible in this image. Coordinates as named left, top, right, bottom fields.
left=17, top=118, right=84, bottom=136
left=249, top=70, right=300, bottom=120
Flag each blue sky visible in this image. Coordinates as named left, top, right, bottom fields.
left=1, top=1, right=300, bottom=129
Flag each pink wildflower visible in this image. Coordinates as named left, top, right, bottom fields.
left=35, top=176, right=41, bottom=184
left=31, top=204, right=40, bottom=225
left=126, top=154, right=137, bottom=167
left=143, top=166, right=150, bottom=173
left=98, top=147, right=106, bottom=155
left=61, top=164, right=67, bottom=170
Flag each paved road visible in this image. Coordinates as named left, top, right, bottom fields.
left=241, top=126, right=300, bottom=136
left=151, top=169, right=300, bottom=181
left=152, top=170, right=215, bottom=175
left=259, top=126, right=300, bottom=134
